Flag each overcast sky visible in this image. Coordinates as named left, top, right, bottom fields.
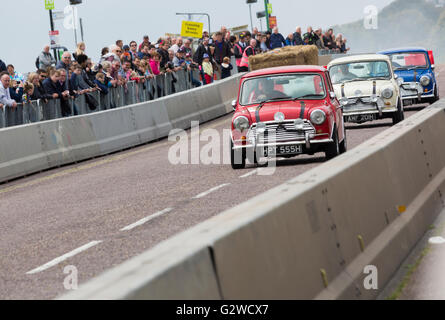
left=1, top=0, right=394, bottom=73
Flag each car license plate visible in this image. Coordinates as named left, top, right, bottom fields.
left=346, top=114, right=376, bottom=123
left=264, top=145, right=302, bottom=157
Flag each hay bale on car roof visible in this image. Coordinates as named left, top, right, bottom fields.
left=249, top=45, right=319, bottom=71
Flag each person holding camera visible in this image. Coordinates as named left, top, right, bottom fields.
left=185, top=53, right=201, bottom=87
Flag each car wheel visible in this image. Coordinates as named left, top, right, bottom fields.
left=231, top=139, right=246, bottom=170
left=392, top=98, right=404, bottom=125
left=325, top=127, right=340, bottom=160
left=339, top=124, right=347, bottom=154
left=429, top=86, right=440, bottom=104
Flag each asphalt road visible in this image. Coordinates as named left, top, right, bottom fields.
left=0, top=66, right=443, bottom=300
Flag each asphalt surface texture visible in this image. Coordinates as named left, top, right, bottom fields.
left=0, top=66, right=443, bottom=300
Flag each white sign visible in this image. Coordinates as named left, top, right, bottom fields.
left=52, top=11, right=65, bottom=21
left=63, top=5, right=78, bottom=30
left=49, top=30, right=60, bottom=49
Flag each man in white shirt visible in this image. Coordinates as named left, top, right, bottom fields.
left=0, top=73, right=17, bottom=109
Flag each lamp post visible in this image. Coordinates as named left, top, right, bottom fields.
left=246, top=0, right=257, bottom=32
left=176, top=13, right=211, bottom=35
left=69, top=0, right=83, bottom=47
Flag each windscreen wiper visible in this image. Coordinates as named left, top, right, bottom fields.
left=293, top=94, right=324, bottom=101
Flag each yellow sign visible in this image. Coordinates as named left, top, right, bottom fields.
left=45, top=0, right=55, bottom=10
left=181, top=21, right=204, bottom=38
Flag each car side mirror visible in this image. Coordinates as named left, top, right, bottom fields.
left=232, top=100, right=237, bottom=111
left=330, top=92, right=336, bottom=100
left=431, top=64, right=435, bottom=71
left=394, top=74, right=398, bottom=79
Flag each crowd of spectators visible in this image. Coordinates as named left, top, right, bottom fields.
left=0, top=25, right=349, bottom=115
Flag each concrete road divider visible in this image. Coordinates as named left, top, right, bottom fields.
left=61, top=101, right=445, bottom=300
left=0, top=74, right=243, bottom=184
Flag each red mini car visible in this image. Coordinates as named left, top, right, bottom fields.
left=231, top=66, right=347, bottom=169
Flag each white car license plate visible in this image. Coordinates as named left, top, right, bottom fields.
left=264, top=145, right=302, bottom=157
left=346, top=114, right=376, bottom=123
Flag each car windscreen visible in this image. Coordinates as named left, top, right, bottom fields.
left=388, top=52, right=428, bottom=70
left=239, top=74, right=326, bottom=106
left=329, top=61, right=391, bottom=84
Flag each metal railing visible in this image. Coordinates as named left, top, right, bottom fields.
left=0, top=68, right=205, bottom=129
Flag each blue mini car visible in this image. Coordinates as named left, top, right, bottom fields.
left=379, top=47, right=439, bottom=106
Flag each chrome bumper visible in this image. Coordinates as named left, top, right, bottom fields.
left=232, top=139, right=333, bottom=150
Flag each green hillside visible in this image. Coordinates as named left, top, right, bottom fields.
left=333, top=0, right=445, bottom=62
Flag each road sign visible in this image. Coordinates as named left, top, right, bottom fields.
left=52, top=11, right=65, bottom=20
left=269, top=16, right=277, bottom=29
left=267, top=3, right=273, bottom=14
left=45, top=0, right=55, bottom=10
left=181, top=21, right=204, bottom=38
left=49, top=30, right=60, bottom=49
left=256, top=11, right=266, bottom=19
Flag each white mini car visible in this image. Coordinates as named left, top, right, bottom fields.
left=328, top=54, right=404, bottom=125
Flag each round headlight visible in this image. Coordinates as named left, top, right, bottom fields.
left=381, top=87, right=394, bottom=99
left=274, top=112, right=285, bottom=123
left=310, top=109, right=326, bottom=125
left=420, top=75, right=431, bottom=87
left=233, top=116, right=250, bottom=132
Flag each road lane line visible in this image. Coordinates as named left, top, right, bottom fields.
left=240, top=170, right=258, bottom=178
left=26, top=241, right=102, bottom=275
left=120, top=208, right=173, bottom=231
left=193, top=184, right=231, bottom=199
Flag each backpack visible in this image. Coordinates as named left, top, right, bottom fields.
left=35, top=56, right=40, bottom=69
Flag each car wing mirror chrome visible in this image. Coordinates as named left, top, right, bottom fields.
left=330, top=92, right=337, bottom=100
left=431, top=64, right=435, bottom=71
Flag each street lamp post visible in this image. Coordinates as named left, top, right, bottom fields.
left=246, top=0, right=257, bottom=32
left=176, top=13, right=211, bottom=35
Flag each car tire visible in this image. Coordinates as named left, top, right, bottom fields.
left=429, top=86, right=440, bottom=105
left=392, top=98, right=404, bottom=125
left=325, top=127, right=340, bottom=160
left=231, top=139, right=246, bottom=170
left=339, top=124, right=348, bottom=154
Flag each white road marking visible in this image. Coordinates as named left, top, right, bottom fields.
left=120, top=208, right=173, bottom=231
left=240, top=170, right=258, bottom=178
left=429, top=237, right=445, bottom=245
left=193, top=184, right=231, bottom=199
left=26, top=241, right=102, bottom=275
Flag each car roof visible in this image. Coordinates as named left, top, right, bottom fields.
left=243, top=65, right=326, bottom=79
left=378, top=47, right=428, bottom=54
left=328, top=54, right=390, bottom=67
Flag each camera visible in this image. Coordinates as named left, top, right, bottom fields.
left=166, top=62, right=175, bottom=70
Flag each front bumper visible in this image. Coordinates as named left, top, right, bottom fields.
left=400, top=82, right=434, bottom=100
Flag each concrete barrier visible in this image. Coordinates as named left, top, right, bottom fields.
left=0, top=74, right=243, bottom=184
left=60, top=101, right=445, bottom=300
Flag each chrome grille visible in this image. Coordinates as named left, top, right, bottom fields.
left=247, top=121, right=316, bottom=144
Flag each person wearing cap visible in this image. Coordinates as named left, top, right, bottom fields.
left=139, top=35, right=151, bottom=52
left=233, top=35, right=245, bottom=73
left=173, top=48, right=186, bottom=68
left=202, top=53, right=213, bottom=85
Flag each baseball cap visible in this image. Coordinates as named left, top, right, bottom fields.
left=123, top=45, right=130, bottom=51
left=203, top=53, right=210, bottom=59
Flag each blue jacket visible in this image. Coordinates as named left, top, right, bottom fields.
left=270, top=33, right=286, bottom=49
left=94, top=80, right=109, bottom=95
